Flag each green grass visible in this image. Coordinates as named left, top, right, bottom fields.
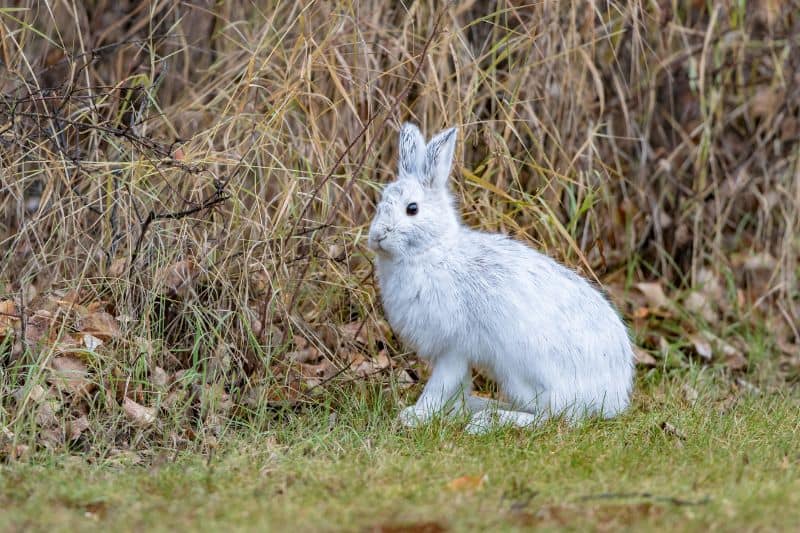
left=2, top=371, right=798, bottom=532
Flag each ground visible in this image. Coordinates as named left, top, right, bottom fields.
left=2, top=370, right=798, bottom=532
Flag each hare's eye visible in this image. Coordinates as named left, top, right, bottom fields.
left=405, top=202, right=419, bottom=216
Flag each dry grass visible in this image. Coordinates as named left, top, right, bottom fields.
left=0, top=1, right=798, bottom=455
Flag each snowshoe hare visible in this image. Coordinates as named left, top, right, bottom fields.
left=368, top=123, right=634, bottom=434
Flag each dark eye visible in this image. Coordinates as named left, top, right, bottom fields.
left=405, top=202, right=419, bottom=216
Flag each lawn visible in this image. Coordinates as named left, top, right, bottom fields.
left=2, top=371, right=798, bottom=532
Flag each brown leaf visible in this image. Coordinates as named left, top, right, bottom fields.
left=446, top=474, right=486, bottom=492
left=750, top=87, right=783, bottom=119
left=688, top=333, right=713, bottom=361
left=36, top=399, right=60, bottom=427
left=0, top=299, right=19, bottom=339
left=78, top=309, right=121, bottom=341
left=49, top=356, right=92, bottom=395
left=12, top=383, right=46, bottom=404
left=682, top=384, right=699, bottom=404
left=82, top=333, right=103, bottom=351
left=722, top=343, right=748, bottom=371
left=634, top=282, right=670, bottom=309
left=67, top=415, right=90, bottom=441
left=159, top=260, right=199, bottom=293
left=371, top=521, right=447, bottom=533
left=340, top=321, right=369, bottom=345
left=288, top=346, right=320, bottom=364
left=375, top=349, right=392, bottom=369
left=25, top=310, right=55, bottom=346
left=109, top=257, right=127, bottom=277
left=152, top=366, right=169, bottom=388
left=123, top=397, right=156, bottom=427
left=684, top=291, right=717, bottom=324
left=633, top=347, right=657, bottom=367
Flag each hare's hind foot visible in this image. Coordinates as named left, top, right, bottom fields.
left=464, top=408, right=545, bottom=435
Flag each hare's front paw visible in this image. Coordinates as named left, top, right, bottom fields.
left=397, top=404, right=433, bottom=428
left=464, top=410, right=496, bottom=435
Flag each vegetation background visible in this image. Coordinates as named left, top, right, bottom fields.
left=0, top=1, right=798, bottom=528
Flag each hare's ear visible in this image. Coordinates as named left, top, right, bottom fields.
left=424, top=127, right=457, bottom=190
left=398, top=122, right=426, bottom=180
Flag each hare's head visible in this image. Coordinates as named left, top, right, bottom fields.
left=368, top=123, right=460, bottom=257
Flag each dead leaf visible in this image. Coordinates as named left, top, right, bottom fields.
left=340, top=321, right=369, bottom=346
left=25, top=310, right=54, bottom=346
left=718, top=338, right=748, bottom=371
left=750, top=86, right=783, bottom=119
left=288, top=346, right=320, bottom=364
left=82, top=334, right=103, bottom=351
left=634, top=282, right=670, bottom=309
left=123, top=397, right=156, bottom=427
left=741, top=252, right=777, bottom=271
left=67, top=415, right=90, bottom=440
left=78, top=309, right=121, bottom=341
left=735, top=378, right=761, bottom=396
left=36, top=399, right=60, bottom=427
left=0, top=300, right=19, bottom=338
left=682, top=384, right=699, bottom=404
left=159, top=260, right=199, bottom=293
left=49, top=356, right=92, bottom=395
left=633, top=347, right=657, bottom=367
left=684, top=291, right=717, bottom=324
left=152, top=366, right=169, bottom=388
left=12, top=384, right=46, bottom=404
left=688, top=333, right=713, bottom=361
left=109, top=258, right=127, bottom=277
left=447, top=474, right=486, bottom=492
left=370, top=521, right=447, bottom=533
left=375, top=349, right=392, bottom=369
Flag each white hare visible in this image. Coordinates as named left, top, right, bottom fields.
left=368, top=123, right=634, bottom=434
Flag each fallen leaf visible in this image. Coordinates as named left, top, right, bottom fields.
left=370, top=521, right=447, bottom=533
left=152, top=366, right=169, bottom=388
left=82, top=334, right=103, bottom=351
left=49, top=356, right=92, bottom=395
left=634, top=282, right=670, bottom=309
left=288, top=346, right=320, bottom=364
left=0, top=300, right=19, bottom=339
left=12, top=384, right=46, bottom=404
left=78, top=309, right=121, bottom=340
left=750, top=86, right=783, bottom=118
left=447, top=474, right=486, bottom=492
left=682, top=384, right=699, bottom=404
left=633, top=347, right=657, bottom=367
left=109, top=258, right=127, bottom=277
left=340, top=321, right=369, bottom=346
left=25, top=310, right=54, bottom=346
left=375, top=349, right=392, bottom=369
left=735, top=378, right=761, bottom=396
left=36, top=399, right=60, bottom=427
left=123, top=397, right=156, bottom=427
left=67, top=415, right=90, bottom=440
left=159, top=260, right=199, bottom=293
left=684, top=291, right=717, bottom=323
left=718, top=338, right=748, bottom=371
left=688, top=333, right=713, bottom=361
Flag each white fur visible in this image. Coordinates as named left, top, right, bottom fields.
left=368, top=123, right=634, bottom=433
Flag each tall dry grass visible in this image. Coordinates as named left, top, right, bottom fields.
left=0, top=1, right=798, bottom=455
